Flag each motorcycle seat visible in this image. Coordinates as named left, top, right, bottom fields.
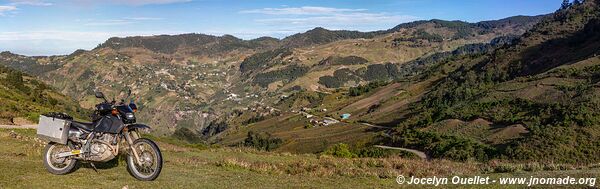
left=71, top=121, right=94, bottom=131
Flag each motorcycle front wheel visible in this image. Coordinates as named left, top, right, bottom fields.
left=126, top=138, right=162, bottom=181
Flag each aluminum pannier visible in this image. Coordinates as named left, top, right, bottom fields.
left=37, top=115, right=71, bottom=144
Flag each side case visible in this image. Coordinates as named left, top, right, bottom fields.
left=37, top=115, right=70, bottom=144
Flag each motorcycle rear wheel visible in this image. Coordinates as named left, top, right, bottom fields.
left=126, top=138, right=162, bottom=181
left=43, top=142, right=78, bottom=175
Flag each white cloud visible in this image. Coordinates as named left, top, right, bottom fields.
left=83, top=17, right=164, bottom=26
left=256, top=13, right=418, bottom=26
left=240, top=6, right=419, bottom=33
left=70, top=0, right=192, bottom=6
left=9, top=0, right=53, bottom=6
left=84, top=19, right=135, bottom=26
left=240, top=6, right=367, bottom=15
left=0, top=1, right=51, bottom=17
left=114, top=0, right=192, bottom=5
left=125, top=17, right=164, bottom=21
left=0, top=5, right=17, bottom=16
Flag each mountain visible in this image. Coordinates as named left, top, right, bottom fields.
left=96, top=33, right=280, bottom=55
left=280, top=27, right=377, bottom=48
left=281, top=15, right=548, bottom=48
left=0, top=14, right=545, bottom=150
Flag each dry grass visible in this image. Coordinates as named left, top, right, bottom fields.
left=210, top=149, right=481, bottom=179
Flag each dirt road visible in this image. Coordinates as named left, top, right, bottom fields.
left=0, top=125, right=37, bottom=129
left=359, top=122, right=390, bottom=129
left=358, top=123, right=428, bottom=159
left=373, top=145, right=429, bottom=159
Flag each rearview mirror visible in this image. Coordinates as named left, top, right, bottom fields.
left=95, top=91, right=105, bottom=99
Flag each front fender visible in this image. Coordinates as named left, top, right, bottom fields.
left=125, top=123, right=152, bottom=133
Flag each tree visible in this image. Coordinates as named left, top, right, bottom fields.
left=4, top=71, right=29, bottom=92
left=561, top=0, right=571, bottom=9
left=243, top=131, right=282, bottom=151
left=573, top=0, right=581, bottom=5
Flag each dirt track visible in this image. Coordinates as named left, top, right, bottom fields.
left=373, top=145, right=429, bottom=159
left=0, top=125, right=37, bottom=129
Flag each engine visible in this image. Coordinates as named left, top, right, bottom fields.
left=88, top=134, right=118, bottom=162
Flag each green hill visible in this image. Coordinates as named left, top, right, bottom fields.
left=0, top=65, right=88, bottom=124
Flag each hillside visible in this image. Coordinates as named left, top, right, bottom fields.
left=380, top=0, right=600, bottom=163
left=96, top=34, right=280, bottom=55
left=282, top=15, right=547, bottom=48
left=0, top=65, right=87, bottom=124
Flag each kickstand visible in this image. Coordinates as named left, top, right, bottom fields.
left=90, top=162, right=99, bottom=173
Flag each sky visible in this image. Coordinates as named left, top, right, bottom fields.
left=0, top=0, right=562, bottom=56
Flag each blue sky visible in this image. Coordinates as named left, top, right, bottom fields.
left=0, top=0, right=562, bottom=56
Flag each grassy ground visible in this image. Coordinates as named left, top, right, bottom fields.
left=0, top=129, right=396, bottom=188
left=1, top=129, right=598, bottom=188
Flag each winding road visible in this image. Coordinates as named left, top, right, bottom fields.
left=359, top=122, right=390, bottom=129
left=373, top=145, right=429, bottom=159
left=358, top=122, right=429, bottom=159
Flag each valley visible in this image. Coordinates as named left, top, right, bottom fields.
left=0, top=15, right=544, bottom=137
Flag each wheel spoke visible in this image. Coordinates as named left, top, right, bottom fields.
left=131, top=142, right=158, bottom=176
left=128, top=139, right=161, bottom=180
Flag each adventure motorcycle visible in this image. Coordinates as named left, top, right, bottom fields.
left=37, top=90, right=162, bottom=181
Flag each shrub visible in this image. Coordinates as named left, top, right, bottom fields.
left=318, top=56, right=368, bottom=66
left=244, top=115, right=266, bottom=125
left=318, top=68, right=361, bottom=88
left=356, top=148, right=392, bottom=158
left=253, top=65, right=308, bottom=87
left=240, top=48, right=292, bottom=73
left=348, top=81, right=389, bottom=96
left=361, top=63, right=400, bottom=81
left=243, top=131, right=283, bottom=151
left=323, top=143, right=357, bottom=158
left=4, top=70, right=29, bottom=93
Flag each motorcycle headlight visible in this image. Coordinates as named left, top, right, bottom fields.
left=125, top=112, right=135, bottom=120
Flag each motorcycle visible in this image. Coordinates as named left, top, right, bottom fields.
left=38, top=90, right=162, bottom=181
